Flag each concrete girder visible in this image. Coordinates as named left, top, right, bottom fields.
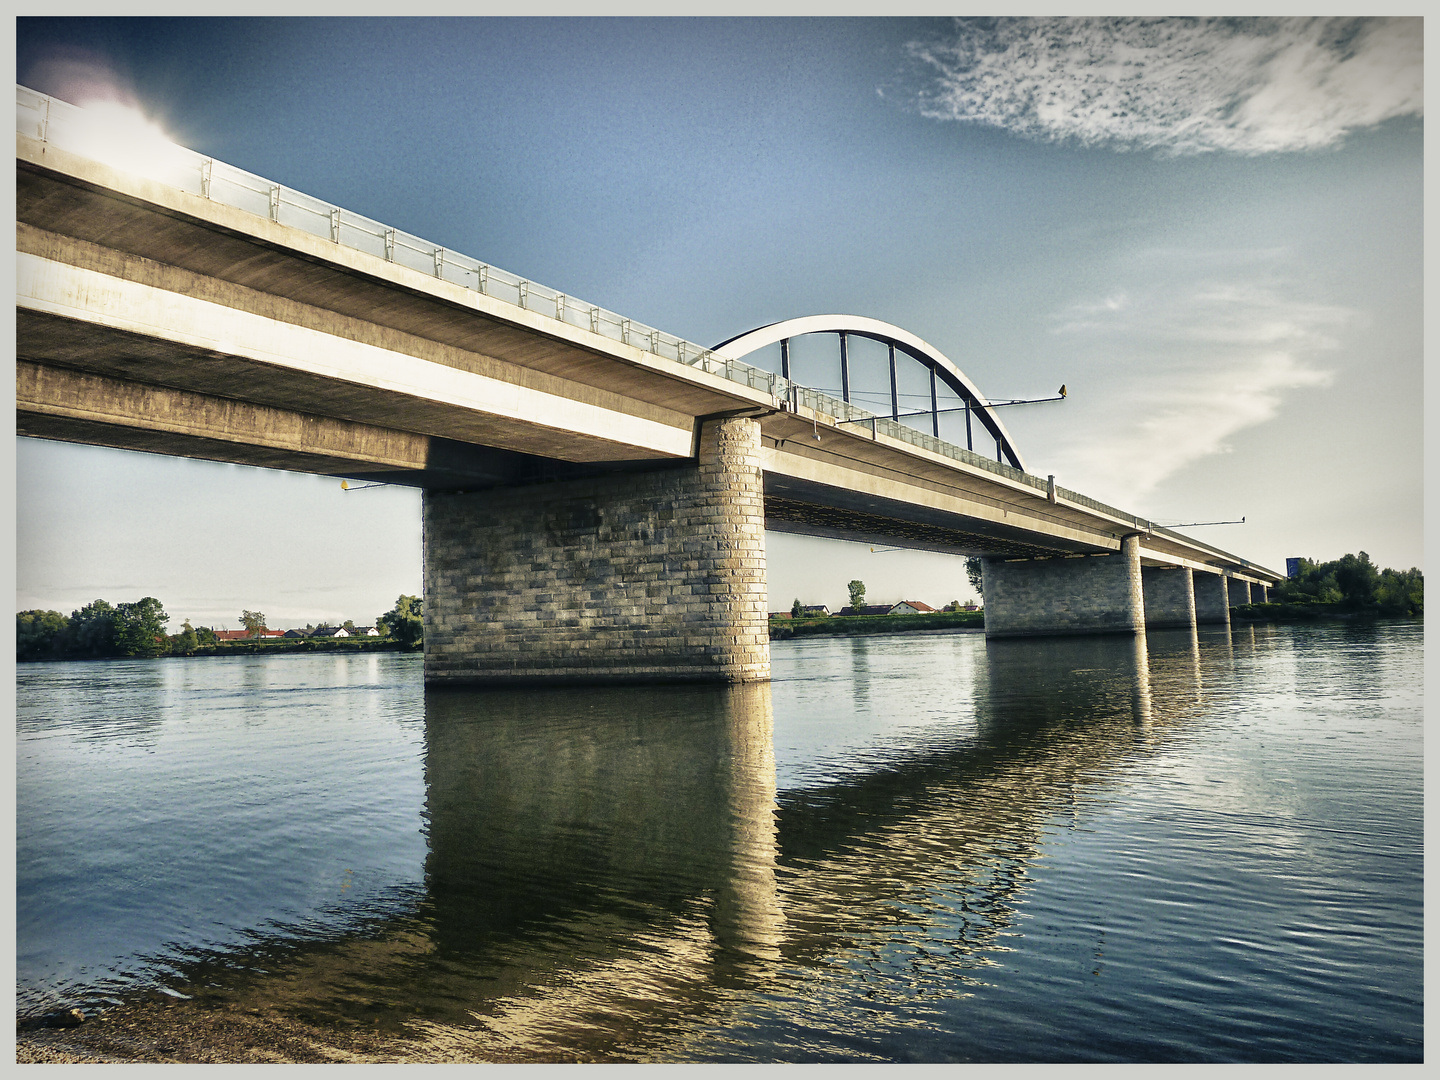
left=15, top=360, right=645, bottom=489
left=17, top=250, right=695, bottom=464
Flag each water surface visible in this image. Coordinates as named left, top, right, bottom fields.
left=15, top=621, right=1422, bottom=1061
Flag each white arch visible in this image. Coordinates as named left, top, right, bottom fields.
left=712, top=314, right=1028, bottom=473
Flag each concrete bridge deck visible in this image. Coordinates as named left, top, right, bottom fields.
left=16, top=86, right=1281, bottom=682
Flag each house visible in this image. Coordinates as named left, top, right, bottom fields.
left=213, top=628, right=284, bottom=640
left=282, top=628, right=309, bottom=638
left=889, top=600, right=937, bottom=615
left=838, top=605, right=894, bottom=617
left=798, top=605, right=831, bottom=618
left=353, top=626, right=381, bottom=637
left=311, top=627, right=349, bottom=638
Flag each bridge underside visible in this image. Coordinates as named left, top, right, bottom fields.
left=19, top=356, right=1100, bottom=563
left=763, top=477, right=1091, bottom=560
left=18, top=360, right=665, bottom=491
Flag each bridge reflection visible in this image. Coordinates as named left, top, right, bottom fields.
left=85, top=629, right=1248, bottom=1061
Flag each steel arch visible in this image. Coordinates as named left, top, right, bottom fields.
left=712, top=315, right=1028, bottom=473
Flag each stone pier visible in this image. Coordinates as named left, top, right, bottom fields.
left=981, top=535, right=1144, bottom=638
left=1193, top=570, right=1232, bottom=626
left=422, top=416, right=769, bottom=684
left=1227, top=575, right=1251, bottom=607
left=1141, top=566, right=1196, bottom=630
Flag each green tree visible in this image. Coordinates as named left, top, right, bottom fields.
left=1274, top=553, right=1423, bottom=614
left=17, top=610, right=68, bottom=661
left=1286, top=558, right=1343, bottom=604
left=343, top=619, right=355, bottom=632
left=240, top=610, right=267, bottom=641
left=379, top=594, right=424, bottom=648
left=113, top=597, right=169, bottom=657
left=1331, top=552, right=1380, bottom=609
left=965, top=557, right=984, bottom=598
left=195, top=625, right=217, bottom=646
left=1375, top=567, right=1423, bottom=615
left=170, top=619, right=200, bottom=656
left=847, top=580, right=866, bottom=612
left=65, top=599, right=119, bottom=657
left=791, top=598, right=803, bottom=618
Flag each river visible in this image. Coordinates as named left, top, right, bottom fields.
left=15, top=620, right=1423, bottom=1062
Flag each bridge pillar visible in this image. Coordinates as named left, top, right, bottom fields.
left=1227, top=575, right=1251, bottom=607
left=422, top=416, right=769, bottom=684
left=1193, top=570, right=1231, bottom=626
left=1251, top=582, right=1269, bottom=604
left=1141, top=566, right=1196, bottom=630
left=981, top=535, right=1144, bottom=638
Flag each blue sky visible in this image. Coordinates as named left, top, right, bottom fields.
left=13, top=17, right=1425, bottom=628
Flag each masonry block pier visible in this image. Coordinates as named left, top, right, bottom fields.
left=980, top=536, right=1145, bottom=638
left=1141, top=566, right=1196, bottom=630
left=1192, top=571, right=1232, bottom=627
left=1226, top=576, right=1252, bottom=608
left=424, top=417, right=769, bottom=685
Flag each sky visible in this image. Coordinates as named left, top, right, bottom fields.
left=11, top=16, right=1426, bottom=630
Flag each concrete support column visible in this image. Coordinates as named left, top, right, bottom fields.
left=982, top=534, right=1144, bottom=638
left=422, top=415, right=769, bottom=684
left=1193, top=570, right=1231, bottom=626
left=1141, top=565, right=1196, bottom=630
left=1251, top=582, right=1268, bottom=604
left=1227, top=575, right=1251, bottom=607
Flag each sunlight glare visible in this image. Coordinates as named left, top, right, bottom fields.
left=57, top=99, right=193, bottom=185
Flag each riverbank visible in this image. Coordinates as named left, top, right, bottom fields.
left=1232, top=602, right=1422, bottom=622
left=17, top=638, right=420, bottom=663
left=770, top=610, right=984, bottom=639
left=14, top=999, right=422, bottom=1064
left=771, top=605, right=1420, bottom=640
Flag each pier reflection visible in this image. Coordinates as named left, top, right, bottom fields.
left=767, top=631, right=1212, bottom=981
left=89, top=629, right=1244, bottom=1060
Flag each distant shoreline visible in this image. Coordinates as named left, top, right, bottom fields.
left=770, top=605, right=1419, bottom=642
left=1231, top=603, right=1421, bottom=622
left=17, top=638, right=420, bottom=663
left=770, top=611, right=984, bottom=640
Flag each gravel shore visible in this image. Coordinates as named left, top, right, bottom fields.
left=15, top=1000, right=409, bottom=1065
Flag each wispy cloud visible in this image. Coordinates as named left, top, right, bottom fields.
left=907, top=17, right=1421, bottom=155
left=1043, top=257, right=1344, bottom=502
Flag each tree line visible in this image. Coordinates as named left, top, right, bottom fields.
left=1270, top=552, right=1422, bottom=615
left=17, top=594, right=425, bottom=662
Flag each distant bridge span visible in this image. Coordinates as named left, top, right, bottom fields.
left=15, top=86, right=1279, bottom=684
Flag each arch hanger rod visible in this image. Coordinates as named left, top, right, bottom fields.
left=834, top=389, right=1067, bottom=424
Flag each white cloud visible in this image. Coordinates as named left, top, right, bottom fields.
left=908, top=17, right=1421, bottom=155
left=1043, top=260, right=1344, bottom=502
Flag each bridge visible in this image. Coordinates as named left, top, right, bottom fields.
left=15, top=86, right=1282, bottom=685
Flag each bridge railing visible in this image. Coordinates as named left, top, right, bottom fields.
left=18, top=85, right=1153, bottom=533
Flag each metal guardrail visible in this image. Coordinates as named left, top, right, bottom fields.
left=17, top=84, right=1155, bottom=533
